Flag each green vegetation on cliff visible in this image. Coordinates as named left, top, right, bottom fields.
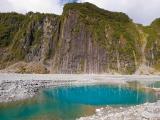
left=0, top=2, right=160, bottom=74
left=142, top=26, right=160, bottom=51
left=141, top=18, right=160, bottom=68
left=62, top=2, right=140, bottom=74
left=63, top=2, right=139, bottom=54
left=0, top=12, right=25, bottom=47
left=63, top=2, right=129, bottom=23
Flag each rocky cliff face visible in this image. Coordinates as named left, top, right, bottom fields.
left=142, top=19, right=160, bottom=68
left=0, top=2, right=160, bottom=74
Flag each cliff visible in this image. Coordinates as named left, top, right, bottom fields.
left=0, top=2, right=160, bottom=74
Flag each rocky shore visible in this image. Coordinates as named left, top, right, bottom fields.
left=0, top=74, right=98, bottom=103
left=1, top=74, right=160, bottom=119
left=77, top=101, right=160, bottom=120
left=0, top=79, right=78, bottom=103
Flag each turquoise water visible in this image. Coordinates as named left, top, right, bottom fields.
left=0, top=84, right=159, bottom=120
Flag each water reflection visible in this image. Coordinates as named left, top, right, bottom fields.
left=44, top=84, right=158, bottom=106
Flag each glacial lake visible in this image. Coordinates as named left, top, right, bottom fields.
left=0, top=84, right=159, bottom=120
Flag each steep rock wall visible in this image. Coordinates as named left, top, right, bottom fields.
left=44, top=8, right=141, bottom=74
left=2, top=2, right=160, bottom=74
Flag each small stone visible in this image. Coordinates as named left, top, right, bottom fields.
left=122, top=111, right=128, bottom=115
left=96, top=109, right=101, bottom=112
left=142, top=118, right=147, bottom=120
left=109, top=113, right=114, bottom=117
left=136, top=108, right=144, bottom=113
left=141, top=111, right=152, bottom=119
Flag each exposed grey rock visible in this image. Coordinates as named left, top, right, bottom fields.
left=0, top=4, right=149, bottom=75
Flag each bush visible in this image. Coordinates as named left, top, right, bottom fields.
left=34, top=29, right=43, bottom=44
left=98, top=41, right=106, bottom=46
left=118, top=47, right=125, bottom=55
left=63, top=2, right=130, bottom=24
left=44, top=49, right=55, bottom=62
left=0, top=12, right=25, bottom=47
left=127, top=66, right=134, bottom=74
left=37, top=13, right=46, bottom=24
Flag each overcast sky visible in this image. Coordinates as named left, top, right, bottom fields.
left=0, top=0, right=160, bottom=26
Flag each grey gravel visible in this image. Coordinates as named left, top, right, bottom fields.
left=77, top=101, right=160, bottom=120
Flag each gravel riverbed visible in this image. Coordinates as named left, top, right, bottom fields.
left=1, top=74, right=160, bottom=119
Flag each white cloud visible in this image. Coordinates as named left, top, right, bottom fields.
left=0, top=0, right=73, bottom=15
left=0, top=0, right=160, bottom=26
left=0, top=0, right=15, bottom=13
left=77, top=0, right=160, bottom=26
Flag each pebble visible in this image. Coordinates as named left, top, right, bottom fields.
left=141, top=111, right=151, bottom=119
left=136, top=108, right=144, bottom=113
left=96, top=109, right=101, bottom=112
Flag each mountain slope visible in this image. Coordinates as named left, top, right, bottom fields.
left=0, top=2, right=160, bottom=74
